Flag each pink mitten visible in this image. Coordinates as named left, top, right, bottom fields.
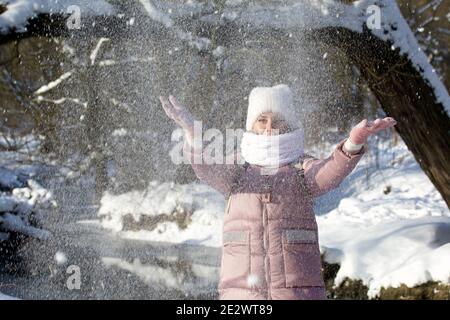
left=349, top=117, right=397, bottom=145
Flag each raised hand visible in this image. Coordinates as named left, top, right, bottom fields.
left=349, top=117, right=397, bottom=145
left=159, top=95, right=197, bottom=137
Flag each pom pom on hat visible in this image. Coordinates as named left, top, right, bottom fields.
left=245, top=84, right=302, bottom=131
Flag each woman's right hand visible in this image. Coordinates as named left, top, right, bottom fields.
left=159, top=95, right=196, bottom=137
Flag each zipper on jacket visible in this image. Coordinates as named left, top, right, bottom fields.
left=262, top=201, right=272, bottom=300
left=225, top=196, right=232, bottom=215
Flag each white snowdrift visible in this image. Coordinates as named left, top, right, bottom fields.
left=0, top=167, right=54, bottom=240
left=0, top=291, right=19, bottom=300
left=316, top=139, right=450, bottom=297
left=320, top=216, right=450, bottom=298
left=98, top=181, right=225, bottom=246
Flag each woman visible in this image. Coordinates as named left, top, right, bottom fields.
left=159, top=84, right=397, bottom=300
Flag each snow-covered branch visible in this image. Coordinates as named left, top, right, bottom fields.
left=33, top=70, right=74, bottom=95
left=0, top=167, right=55, bottom=242
left=90, top=37, right=110, bottom=65
left=34, top=96, right=88, bottom=108
left=139, top=0, right=211, bottom=52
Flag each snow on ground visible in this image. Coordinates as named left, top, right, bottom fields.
left=0, top=291, right=19, bottom=300
left=320, top=216, right=450, bottom=297
left=98, top=136, right=449, bottom=296
left=98, top=181, right=225, bottom=247
left=0, top=135, right=56, bottom=241
left=316, top=138, right=450, bottom=297
left=0, top=162, right=55, bottom=241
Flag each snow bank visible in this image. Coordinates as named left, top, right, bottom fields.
left=317, top=139, right=450, bottom=297
left=0, top=292, right=19, bottom=300
left=320, top=216, right=450, bottom=297
left=0, top=167, right=54, bottom=241
left=98, top=181, right=225, bottom=247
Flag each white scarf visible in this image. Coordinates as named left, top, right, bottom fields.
left=240, top=128, right=304, bottom=168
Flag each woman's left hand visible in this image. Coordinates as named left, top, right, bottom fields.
left=349, top=117, right=397, bottom=145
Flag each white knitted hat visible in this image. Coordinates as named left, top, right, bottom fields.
left=245, top=84, right=302, bottom=131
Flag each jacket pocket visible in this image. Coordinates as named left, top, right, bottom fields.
left=284, top=229, right=317, bottom=244
left=219, top=230, right=250, bottom=289
left=282, top=228, right=324, bottom=288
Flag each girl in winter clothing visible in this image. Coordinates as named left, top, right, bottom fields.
left=159, top=84, right=397, bottom=300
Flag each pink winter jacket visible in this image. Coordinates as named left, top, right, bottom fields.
left=183, top=137, right=365, bottom=300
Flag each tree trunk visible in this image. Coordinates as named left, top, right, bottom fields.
left=309, top=27, right=450, bottom=207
